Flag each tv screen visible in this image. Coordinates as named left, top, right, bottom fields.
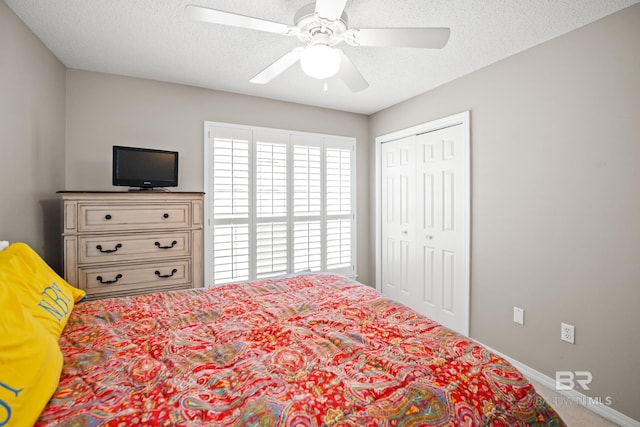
left=112, top=145, right=178, bottom=189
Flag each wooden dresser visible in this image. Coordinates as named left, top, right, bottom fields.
left=59, top=191, right=204, bottom=300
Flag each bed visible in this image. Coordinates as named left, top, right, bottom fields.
left=1, top=243, right=564, bottom=426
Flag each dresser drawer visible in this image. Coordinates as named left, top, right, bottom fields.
left=78, top=203, right=191, bottom=232
left=77, top=231, right=191, bottom=264
left=79, top=260, right=191, bottom=299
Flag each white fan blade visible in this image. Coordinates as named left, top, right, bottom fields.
left=337, top=51, right=369, bottom=92
left=347, top=27, right=450, bottom=48
left=314, top=0, right=348, bottom=21
left=250, top=47, right=304, bottom=84
left=186, top=4, right=294, bottom=35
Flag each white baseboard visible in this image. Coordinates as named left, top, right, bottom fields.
left=478, top=342, right=639, bottom=427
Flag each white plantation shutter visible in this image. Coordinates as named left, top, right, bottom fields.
left=326, top=219, right=351, bottom=269
left=325, top=140, right=354, bottom=274
left=254, top=131, right=289, bottom=278
left=292, top=136, right=323, bottom=273
left=326, top=147, right=352, bottom=215
left=293, top=144, right=321, bottom=216
left=208, top=128, right=252, bottom=285
left=212, top=224, right=249, bottom=285
left=206, top=124, right=355, bottom=286
left=256, top=141, right=287, bottom=218
left=293, top=220, right=322, bottom=271
left=256, top=222, right=288, bottom=278
left=212, top=138, right=249, bottom=219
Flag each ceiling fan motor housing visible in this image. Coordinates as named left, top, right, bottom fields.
left=294, top=2, right=348, bottom=46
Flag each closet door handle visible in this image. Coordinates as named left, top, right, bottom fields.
left=96, top=274, right=122, bottom=285
left=425, top=235, right=433, bottom=240
left=155, top=268, right=178, bottom=279
left=401, top=230, right=408, bottom=234
left=96, top=243, right=122, bottom=253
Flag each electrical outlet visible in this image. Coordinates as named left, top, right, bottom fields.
left=513, top=307, right=524, bottom=325
left=561, top=323, right=575, bottom=344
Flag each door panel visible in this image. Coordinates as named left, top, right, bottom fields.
left=422, top=172, right=434, bottom=229
left=421, top=245, right=435, bottom=305
left=415, top=124, right=467, bottom=332
left=442, top=250, right=455, bottom=313
left=380, top=136, right=415, bottom=306
left=400, top=240, right=411, bottom=296
left=443, top=171, right=455, bottom=231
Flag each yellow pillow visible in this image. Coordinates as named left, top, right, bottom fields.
left=0, top=243, right=85, bottom=338
left=0, top=284, right=63, bottom=427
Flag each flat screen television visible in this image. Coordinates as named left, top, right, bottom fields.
left=112, top=145, right=178, bottom=190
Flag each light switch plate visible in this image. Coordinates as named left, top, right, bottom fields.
left=513, top=307, right=524, bottom=325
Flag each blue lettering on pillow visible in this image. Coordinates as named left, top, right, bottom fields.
left=0, top=400, right=11, bottom=427
left=0, top=381, right=23, bottom=426
left=37, top=282, right=71, bottom=323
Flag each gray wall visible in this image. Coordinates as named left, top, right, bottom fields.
left=370, top=4, right=640, bottom=420
left=65, top=70, right=372, bottom=285
left=0, top=1, right=66, bottom=271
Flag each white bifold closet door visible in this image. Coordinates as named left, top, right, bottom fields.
left=381, top=123, right=468, bottom=335
left=381, top=135, right=416, bottom=309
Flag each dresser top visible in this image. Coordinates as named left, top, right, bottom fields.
left=58, top=191, right=204, bottom=195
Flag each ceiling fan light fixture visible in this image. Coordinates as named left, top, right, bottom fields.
left=300, top=44, right=341, bottom=80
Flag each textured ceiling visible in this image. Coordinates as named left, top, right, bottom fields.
left=5, top=0, right=638, bottom=114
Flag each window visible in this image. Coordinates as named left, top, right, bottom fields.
left=205, top=124, right=355, bottom=286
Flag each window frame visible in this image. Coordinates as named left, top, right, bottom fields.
left=204, top=121, right=356, bottom=286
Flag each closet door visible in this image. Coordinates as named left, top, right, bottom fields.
left=378, top=117, right=469, bottom=336
left=414, top=124, right=468, bottom=333
left=380, top=136, right=416, bottom=307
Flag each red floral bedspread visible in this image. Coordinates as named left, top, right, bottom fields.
left=37, top=273, right=564, bottom=426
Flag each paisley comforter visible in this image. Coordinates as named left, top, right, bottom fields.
left=37, top=273, right=564, bottom=426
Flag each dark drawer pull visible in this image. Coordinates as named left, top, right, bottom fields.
left=96, top=243, right=122, bottom=253
left=96, top=274, right=122, bottom=284
left=155, top=268, right=178, bottom=279
left=155, top=240, right=177, bottom=250
left=163, top=213, right=169, bottom=219
left=105, top=214, right=112, bottom=220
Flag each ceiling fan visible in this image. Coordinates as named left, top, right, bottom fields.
left=186, top=0, right=450, bottom=92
